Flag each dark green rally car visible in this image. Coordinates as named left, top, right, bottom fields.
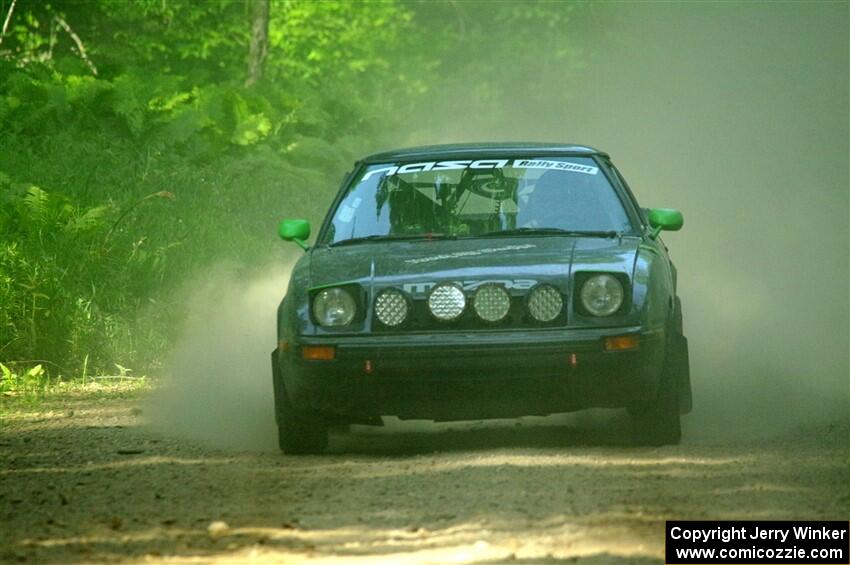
left=272, top=143, right=691, bottom=453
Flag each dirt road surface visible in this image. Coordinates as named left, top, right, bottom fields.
left=1, top=393, right=847, bottom=564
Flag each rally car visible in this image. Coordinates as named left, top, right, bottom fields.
left=272, top=142, right=691, bottom=453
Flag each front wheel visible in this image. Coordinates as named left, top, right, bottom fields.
left=629, top=337, right=682, bottom=446
left=272, top=352, right=328, bottom=454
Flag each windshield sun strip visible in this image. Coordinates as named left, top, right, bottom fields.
left=318, top=156, right=639, bottom=245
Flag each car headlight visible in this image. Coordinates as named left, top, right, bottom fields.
left=527, top=284, right=563, bottom=322
left=375, top=288, right=408, bottom=327
left=579, top=274, right=624, bottom=317
left=313, top=287, right=356, bottom=326
left=428, top=282, right=466, bottom=321
left=473, top=284, right=511, bottom=322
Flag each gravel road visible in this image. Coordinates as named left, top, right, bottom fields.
left=1, top=394, right=847, bottom=564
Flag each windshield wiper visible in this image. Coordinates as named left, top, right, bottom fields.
left=475, top=227, right=621, bottom=238
left=328, top=233, right=454, bottom=247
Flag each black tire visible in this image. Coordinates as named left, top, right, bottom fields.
left=630, top=334, right=682, bottom=446
left=271, top=352, right=328, bottom=455
left=671, top=297, right=693, bottom=414
left=674, top=332, right=693, bottom=414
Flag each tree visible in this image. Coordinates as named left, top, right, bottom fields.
left=245, top=0, right=269, bottom=87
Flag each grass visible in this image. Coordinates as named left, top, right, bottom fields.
left=0, top=363, right=151, bottom=413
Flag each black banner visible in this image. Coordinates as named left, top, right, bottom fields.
left=666, top=521, right=849, bottom=564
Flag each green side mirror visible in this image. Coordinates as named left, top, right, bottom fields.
left=647, top=208, right=684, bottom=239
left=278, top=219, right=311, bottom=251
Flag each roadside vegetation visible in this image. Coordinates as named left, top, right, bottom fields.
left=0, top=0, right=594, bottom=398
left=0, top=363, right=149, bottom=415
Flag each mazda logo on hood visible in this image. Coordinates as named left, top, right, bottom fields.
left=401, top=279, right=538, bottom=297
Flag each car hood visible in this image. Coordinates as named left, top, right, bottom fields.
left=308, top=235, right=640, bottom=295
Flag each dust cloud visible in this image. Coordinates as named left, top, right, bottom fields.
left=149, top=3, right=847, bottom=448
left=145, top=262, right=295, bottom=451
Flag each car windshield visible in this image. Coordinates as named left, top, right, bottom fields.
left=322, top=156, right=635, bottom=244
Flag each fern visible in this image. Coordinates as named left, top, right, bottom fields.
left=22, top=186, right=50, bottom=226
left=66, top=206, right=109, bottom=234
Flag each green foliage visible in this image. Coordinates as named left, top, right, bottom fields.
left=0, top=362, right=47, bottom=396
left=0, top=360, right=150, bottom=406
left=0, top=172, right=176, bottom=372
left=0, top=0, right=594, bottom=380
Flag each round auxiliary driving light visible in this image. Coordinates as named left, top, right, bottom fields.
left=375, top=288, right=408, bottom=327
left=580, top=274, right=624, bottom=317
left=528, top=284, right=563, bottom=322
left=313, top=287, right=356, bottom=327
left=473, top=284, right=511, bottom=322
left=427, top=282, right=466, bottom=321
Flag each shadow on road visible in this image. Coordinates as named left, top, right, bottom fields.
left=330, top=411, right=636, bottom=455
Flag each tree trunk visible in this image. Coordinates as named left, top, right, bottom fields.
left=245, top=0, right=270, bottom=87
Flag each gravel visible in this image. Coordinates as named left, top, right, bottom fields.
left=1, top=396, right=847, bottom=564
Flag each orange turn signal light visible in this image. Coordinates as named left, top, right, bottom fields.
left=301, top=346, right=336, bottom=361
left=604, top=335, right=639, bottom=352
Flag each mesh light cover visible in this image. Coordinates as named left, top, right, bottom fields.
left=428, top=283, right=466, bottom=321
left=375, top=288, right=408, bottom=327
left=528, top=284, right=563, bottom=322
left=473, top=284, right=511, bottom=322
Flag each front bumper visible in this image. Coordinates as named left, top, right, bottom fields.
left=276, top=326, right=665, bottom=421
